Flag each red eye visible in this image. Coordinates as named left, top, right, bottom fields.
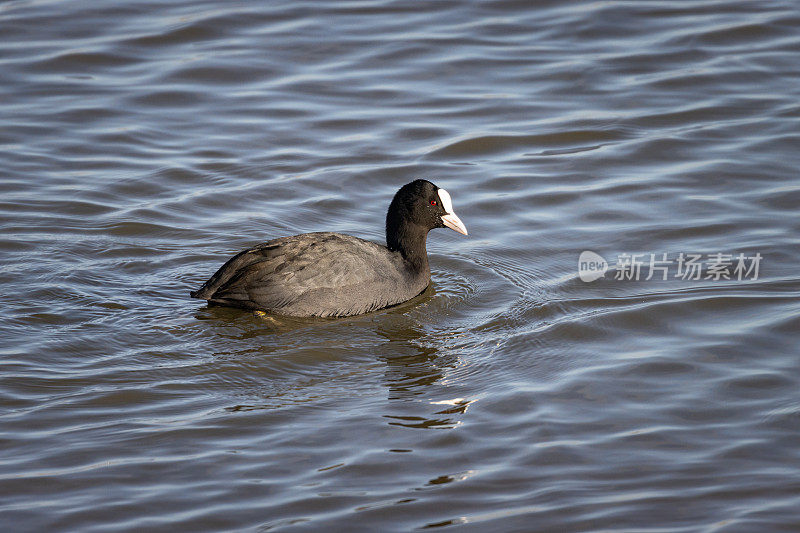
left=430, top=200, right=437, bottom=206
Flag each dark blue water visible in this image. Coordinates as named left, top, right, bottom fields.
left=2, top=1, right=799, bottom=531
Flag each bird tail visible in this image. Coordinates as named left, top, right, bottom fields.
left=190, top=288, right=209, bottom=299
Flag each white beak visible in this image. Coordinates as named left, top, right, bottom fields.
left=438, top=188, right=468, bottom=236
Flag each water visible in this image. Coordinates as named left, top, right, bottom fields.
left=2, top=0, right=799, bottom=530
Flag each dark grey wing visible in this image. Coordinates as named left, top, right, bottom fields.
left=189, top=238, right=288, bottom=300
left=191, top=233, right=414, bottom=316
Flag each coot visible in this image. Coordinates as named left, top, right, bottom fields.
left=190, top=179, right=467, bottom=317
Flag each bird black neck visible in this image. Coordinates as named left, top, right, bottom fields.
left=386, top=219, right=429, bottom=274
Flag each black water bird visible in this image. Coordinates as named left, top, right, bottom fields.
left=190, top=179, right=468, bottom=317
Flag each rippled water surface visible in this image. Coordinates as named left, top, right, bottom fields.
left=2, top=1, right=800, bottom=531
